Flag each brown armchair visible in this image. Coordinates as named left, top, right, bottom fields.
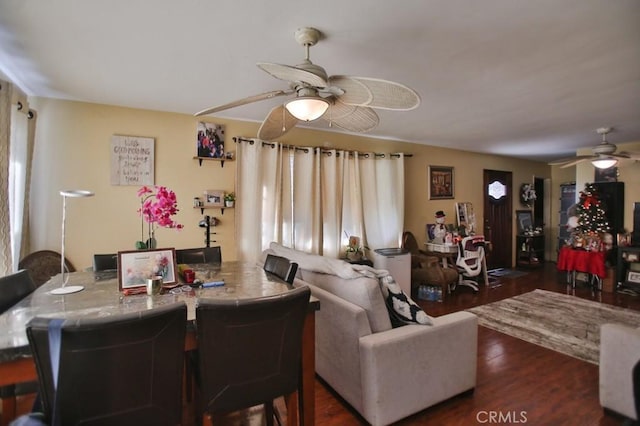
left=401, top=231, right=458, bottom=297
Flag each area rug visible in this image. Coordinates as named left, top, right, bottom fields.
left=467, top=289, right=640, bottom=364
left=487, top=268, right=528, bottom=278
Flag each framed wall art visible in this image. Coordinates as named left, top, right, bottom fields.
left=196, top=121, right=225, bottom=159
left=110, top=135, right=155, bottom=186
left=117, top=248, right=177, bottom=290
left=428, top=166, right=454, bottom=200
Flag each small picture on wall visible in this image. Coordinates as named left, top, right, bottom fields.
left=428, top=166, right=454, bottom=200
left=196, top=122, right=225, bottom=159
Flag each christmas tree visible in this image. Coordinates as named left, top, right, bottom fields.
left=570, top=183, right=610, bottom=249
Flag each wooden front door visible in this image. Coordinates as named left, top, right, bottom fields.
left=483, top=169, right=513, bottom=269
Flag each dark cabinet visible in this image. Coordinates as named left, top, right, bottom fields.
left=616, top=246, right=640, bottom=290
left=517, top=234, right=544, bottom=267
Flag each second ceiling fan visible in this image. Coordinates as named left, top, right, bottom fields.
left=195, top=27, right=421, bottom=140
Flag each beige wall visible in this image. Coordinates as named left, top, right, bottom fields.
left=29, top=98, right=557, bottom=269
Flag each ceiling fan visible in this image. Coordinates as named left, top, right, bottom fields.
left=194, top=27, right=421, bottom=140
left=548, top=127, right=640, bottom=169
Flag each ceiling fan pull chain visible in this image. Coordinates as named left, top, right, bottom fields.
left=282, top=104, right=286, bottom=132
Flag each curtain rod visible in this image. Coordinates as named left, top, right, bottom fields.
left=232, top=136, right=412, bottom=158
left=0, top=84, right=34, bottom=119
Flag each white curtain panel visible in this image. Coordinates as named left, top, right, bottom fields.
left=0, top=81, right=12, bottom=275
left=236, top=139, right=285, bottom=262
left=9, top=102, right=29, bottom=271
left=361, top=153, right=405, bottom=250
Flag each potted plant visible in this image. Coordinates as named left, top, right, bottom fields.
left=224, top=192, right=235, bottom=207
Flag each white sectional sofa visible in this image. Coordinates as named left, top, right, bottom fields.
left=264, top=243, right=478, bottom=426
left=600, top=323, right=640, bottom=421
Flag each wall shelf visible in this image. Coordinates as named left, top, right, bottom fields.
left=193, top=156, right=233, bottom=168
left=194, top=206, right=233, bottom=215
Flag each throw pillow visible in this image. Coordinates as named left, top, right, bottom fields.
left=380, top=275, right=433, bottom=327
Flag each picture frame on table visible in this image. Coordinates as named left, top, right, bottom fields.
left=516, top=210, right=533, bottom=235
left=626, top=270, right=640, bottom=285
left=117, top=248, right=177, bottom=290
left=428, top=166, right=454, bottom=200
left=203, top=190, right=224, bottom=207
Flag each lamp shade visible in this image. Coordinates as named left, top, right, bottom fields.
left=591, top=157, right=618, bottom=169
left=285, top=97, right=329, bottom=121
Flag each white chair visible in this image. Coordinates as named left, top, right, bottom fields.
left=455, top=236, right=485, bottom=292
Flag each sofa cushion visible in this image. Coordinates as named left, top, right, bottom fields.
left=380, top=275, right=433, bottom=327
left=300, top=269, right=392, bottom=333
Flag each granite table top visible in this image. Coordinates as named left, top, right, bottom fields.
left=0, top=261, right=317, bottom=363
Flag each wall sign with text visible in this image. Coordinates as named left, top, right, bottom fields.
left=110, top=135, right=155, bottom=186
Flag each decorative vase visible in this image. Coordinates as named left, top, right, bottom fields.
left=225, top=200, right=234, bottom=208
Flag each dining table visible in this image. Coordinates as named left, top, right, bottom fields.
left=0, top=261, right=319, bottom=426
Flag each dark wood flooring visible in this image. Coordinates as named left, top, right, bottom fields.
left=311, top=262, right=640, bottom=426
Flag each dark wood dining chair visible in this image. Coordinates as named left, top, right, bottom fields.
left=195, top=286, right=310, bottom=426
left=92, top=253, right=118, bottom=271
left=175, top=246, right=222, bottom=265
left=18, top=250, right=75, bottom=287
left=24, top=302, right=187, bottom=426
left=263, top=254, right=298, bottom=284
left=0, top=270, right=39, bottom=426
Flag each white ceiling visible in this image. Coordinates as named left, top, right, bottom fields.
left=1, top=0, right=639, bottom=163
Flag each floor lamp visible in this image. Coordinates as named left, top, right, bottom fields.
left=50, top=189, right=95, bottom=295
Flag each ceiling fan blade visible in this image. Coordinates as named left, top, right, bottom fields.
left=322, top=100, right=379, bottom=133
left=560, top=158, right=591, bottom=168
left=257, top=62, right=328, bottom=87
left=257, top=105, right=299, bottom=141
left=618, top=152, right=640, bottom=160
left=332, top=76, right=420, bottom=111
left=327, top=76, right=372, bottom=105
left=548, top=155, right=594, bottom=166
left=194, top=90, right=293, bottom=116
left=611, top=152, right=633, bottom=159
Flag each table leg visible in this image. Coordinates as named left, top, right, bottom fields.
left=290, top=310, right=315, bottom=426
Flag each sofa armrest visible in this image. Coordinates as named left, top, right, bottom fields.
left=358, top=311, right=478, bottom=426
left=302, top=281, right=373, bottom=412
left=600, top=323, right=640, bottom=421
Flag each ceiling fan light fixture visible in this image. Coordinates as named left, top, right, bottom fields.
left=591, top=157, right=618, bottom=169
left=285, top=96, right=329, bottom=121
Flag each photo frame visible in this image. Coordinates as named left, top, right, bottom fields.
left=626, top=270, right=640, bottom=285
left=428, top=166, right=454, bottom=200
left=455, top=202, right=476, bottom=235
left=196, top=121, right=225, bottom=159
left=516, top=210, right=533, bottom=235
left=622, top=249, right=638, bottom=262
left=618, top=233, right=632, bottom=248
left=118, top=248, right=177, bottom=290
left=203, top=190, right=224, bottom=207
